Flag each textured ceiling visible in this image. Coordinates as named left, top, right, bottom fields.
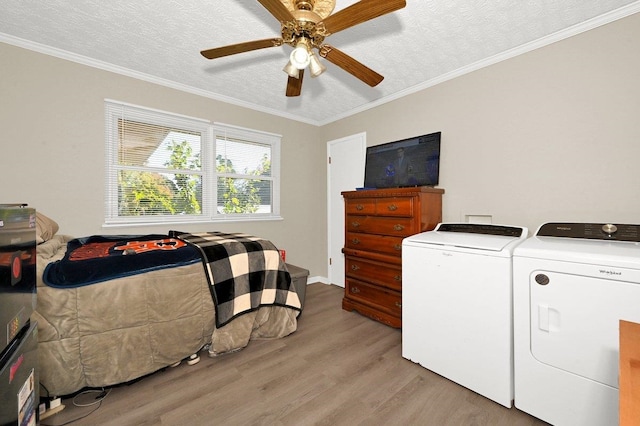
left=1, top=1, right=639, bottom=125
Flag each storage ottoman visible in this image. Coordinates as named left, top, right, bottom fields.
left=286, top=263, right=309, bottom=311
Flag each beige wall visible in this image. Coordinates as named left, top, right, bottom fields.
left=321, top=12, right=640, bottom=234
left=0, top=42, right=327, bottom=276
left=2, top=12, right=639, bottom=282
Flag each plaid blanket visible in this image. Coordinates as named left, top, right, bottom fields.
left=171, top=231, right=301, bottom=327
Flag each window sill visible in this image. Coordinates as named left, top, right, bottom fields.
left=102, top=215, right=284, bottom=229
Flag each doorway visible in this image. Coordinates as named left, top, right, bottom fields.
left=327, top=133, right=366, bottom=287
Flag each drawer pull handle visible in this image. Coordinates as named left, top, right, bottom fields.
left=393, top=224, right=404, bottom=231
left=395, top=301, right=402, bottom=308
left=351, top=238, right=360, bottom=245
left=355, top=204, right=364, bottom=211
left=352, top=221, right=360, bottom=228
left=393, top=244, right=402, bottom=251
left=351, top=264, right=360, bottom=271
left=351, top=286, right=361, bottom=294
left=394, top=275, right=401, bottom=281
left=387, top=204, right=398, bottom=211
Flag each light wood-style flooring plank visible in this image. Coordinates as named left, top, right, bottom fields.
left=41, top=283, right=549, bottom=426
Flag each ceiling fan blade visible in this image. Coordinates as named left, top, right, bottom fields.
left=320, top=0, right=406, bottom=35
left=320, top=45, right=383, bottom=87
left=200, top=38, right=283, bottom=59
left=286, top=69, right=304, bottom=97
left=257, top=0, right=296, bottom=22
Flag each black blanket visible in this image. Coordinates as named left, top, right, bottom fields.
left=42, top=234, right=202, bottom=288
left=171, top=231, right=301, bottom=328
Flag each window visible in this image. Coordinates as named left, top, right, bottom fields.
left=105, top=100, right=281, bottom=225
left=213, top=123, right=280, bottom=218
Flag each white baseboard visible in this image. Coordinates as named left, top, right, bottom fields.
left=307, top=275, right=330, bottom=285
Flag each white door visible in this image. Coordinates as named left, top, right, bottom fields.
left=327, top=133, right=366, bottom=287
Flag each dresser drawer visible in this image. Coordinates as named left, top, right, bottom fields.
left=345, top=215, right=418, bottom=236
left=345, top=232, right=403, bottom=256
left=345, top=278, right=402, bottom=316
left=345, top=198, right=376, bottom=215
left=345, top=256, right=402, bottom=291
left=375, top=197, right=414, bottom=217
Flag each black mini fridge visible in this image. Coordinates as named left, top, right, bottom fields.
left=0, top=205, right=38, bottom=426
left=0, top=322, right=38, bottom=426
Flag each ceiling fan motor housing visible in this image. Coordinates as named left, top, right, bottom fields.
left=290, top=0, right=335, bottom=19
left=283, top=17, right=323, bottom=49
left=280, top=0, right=334, bottom=48
left=294, top=0, right=314, bottom=11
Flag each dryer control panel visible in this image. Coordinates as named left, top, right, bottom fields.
left=537, top=222, right=640, bottom=242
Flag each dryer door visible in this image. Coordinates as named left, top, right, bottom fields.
left=530, top=269, right=640, bottom=388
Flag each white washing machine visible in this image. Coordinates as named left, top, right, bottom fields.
left=402, top=223, right=528, bottom=407
left=513, top=222, right=640, bottom=426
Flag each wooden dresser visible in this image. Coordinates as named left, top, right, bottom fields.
left=341, top=187, right=444, bottom=328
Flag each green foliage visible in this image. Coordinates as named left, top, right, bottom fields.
left=166, top=140, right=201, bottom=214
left=118, top=139, right=201, bottom=216
left=118, top=139, right=270, bottom=217
left=118, top=170, right=175, bottom=216
left=216, top=154, right=263, bottom=214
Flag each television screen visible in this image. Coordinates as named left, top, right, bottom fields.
left=363, top=132, right=441, bottom=189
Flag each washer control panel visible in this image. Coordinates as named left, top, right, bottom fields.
left=436, top=223, right=525, bottom=237
left=537, top=222, right=640, bottom=242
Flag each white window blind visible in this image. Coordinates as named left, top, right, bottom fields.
left=104, top=100, right=281, bottom=226
left=214, top=123, right=280, bottom=217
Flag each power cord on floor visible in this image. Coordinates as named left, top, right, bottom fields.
left=40, top=387, right=111, bottom=426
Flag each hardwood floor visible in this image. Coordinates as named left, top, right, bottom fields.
left=41, top=283, right=549, bottom=426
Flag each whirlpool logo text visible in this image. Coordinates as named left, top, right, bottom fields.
left=599, top=269, right=622, bottom=276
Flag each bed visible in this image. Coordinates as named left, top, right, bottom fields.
left=33, top=214, right=301, bottom=397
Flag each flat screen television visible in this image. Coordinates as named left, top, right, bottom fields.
left=363, top=131, right=441, bottom=189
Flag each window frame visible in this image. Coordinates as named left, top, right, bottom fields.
left=104, top=100, right=282, bottom=227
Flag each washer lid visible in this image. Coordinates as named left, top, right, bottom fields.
left=513, top=235, right=640, bottom=268
left=404, top=223, right=528, bottom=252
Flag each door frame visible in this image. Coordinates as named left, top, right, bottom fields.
left=327, top=132, right=366, bottom=287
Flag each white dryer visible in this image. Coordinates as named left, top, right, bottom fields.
left=513, top=222, right=640, bottom=426
left=402, top=223, right=528, bottom=407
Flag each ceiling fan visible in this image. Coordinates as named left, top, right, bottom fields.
left=200, top=0, right=406, bottom=97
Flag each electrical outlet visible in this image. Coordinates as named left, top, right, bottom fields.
left=465, top=214, right=492, bottom=224
left=49, top=398, right=62, bottom=409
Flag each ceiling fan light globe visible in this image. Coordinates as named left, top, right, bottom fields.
left=290, top=47, right=311, bottom=70
left=309, top=53, right=327, bottom=77
left=283, top=61, right=300, bottom=78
